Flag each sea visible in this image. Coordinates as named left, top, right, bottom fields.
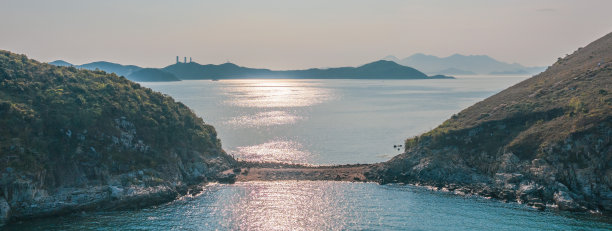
left=9, top=76, right=611, bottom=230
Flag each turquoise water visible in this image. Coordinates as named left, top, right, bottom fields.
left=8, top=182, right=611, bottom=230
left=8, top=77, right=612, bottom=230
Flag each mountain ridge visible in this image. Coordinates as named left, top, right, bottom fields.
left=50, top=59, right=453, bottom=81
left=383, top=53, right=545, bottom=75
left=162, top=60, right=451, bottom=80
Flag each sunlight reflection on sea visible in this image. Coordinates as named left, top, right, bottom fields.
left=221, top=80, right=334, bottom=108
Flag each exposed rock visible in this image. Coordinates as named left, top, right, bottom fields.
left=109, top=186, right=124, bottom=200
left=554, top=191, right=582, bottom=211
left=217, top=172, right=237, bottom=184
left=0, top=197, right=10, bottom=227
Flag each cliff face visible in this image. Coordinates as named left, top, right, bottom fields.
left=370, top=33, right=612, bottom=213
left=0, top=51, right=235, bottom=226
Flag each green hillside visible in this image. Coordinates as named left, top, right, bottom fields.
left=0, top=50, right=234, bottom=223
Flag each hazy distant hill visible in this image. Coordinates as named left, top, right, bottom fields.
left=78, top=61, right=142, bottom=77
left=127, top=68, right=181, bottom=82
left=49, top=60, right=73, bottom=67
left=48, top=61, right=174, bottom=82
left=163, top=60, right=451, bottom=80
left=383, top=54, right=545, bottom=75
left=433, top=67, right=476, bottom=75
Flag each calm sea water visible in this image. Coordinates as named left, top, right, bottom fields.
left=9, top=76, right=612, bottom=230
left=145, top=76, right=531, bottom=164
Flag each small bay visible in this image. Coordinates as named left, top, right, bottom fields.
left=10, top=76, right=611, bottom=230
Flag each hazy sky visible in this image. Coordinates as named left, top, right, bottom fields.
left=1, top=0, right=611, bottom=69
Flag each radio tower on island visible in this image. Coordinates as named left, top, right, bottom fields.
left=176, top=56, right=193, bottom=64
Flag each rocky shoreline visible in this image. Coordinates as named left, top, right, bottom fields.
left=210, top=161, right=612, bottom=215
left=3, top=158, right=611, bottom=227
left=366, top=138, right=612, bottom=215
left=0, top=155, right=235, bottom=227
left=367, top=167, right=592, bottom=213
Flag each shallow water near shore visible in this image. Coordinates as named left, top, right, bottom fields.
left=7, top=182, right=611, bottom=230
left=9, top=77, right=612, bottom=229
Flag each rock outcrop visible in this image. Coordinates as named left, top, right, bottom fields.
left=369, top=32, right=612, bottom=213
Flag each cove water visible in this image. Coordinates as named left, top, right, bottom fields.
left=8, top=76, right=611, bottom=230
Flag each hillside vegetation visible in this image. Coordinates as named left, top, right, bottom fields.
left=371, top=33, right=612, bottom=213
left=0, top=50, right=234, bottom=224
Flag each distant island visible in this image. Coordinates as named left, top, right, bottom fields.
left=49, top=59, right=453, bottom=81
left=383, top=53, right=546, bottom=76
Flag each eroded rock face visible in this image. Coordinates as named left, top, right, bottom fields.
left=554, top=191, right=581, bottom=211
left=0, top=155, right=234, bottom=225
left=0, top=119, right=235, bottom=225
left=0, top=197, right=10, bottom=227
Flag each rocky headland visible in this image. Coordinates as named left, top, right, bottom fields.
left=0, top=51, right=235, bottom=226
left=367, top=32, right=612, bottom=214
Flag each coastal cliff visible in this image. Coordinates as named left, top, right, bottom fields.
left=369, top=32, right=612, bottom=213
left=0, top=51, right=235, bottom=226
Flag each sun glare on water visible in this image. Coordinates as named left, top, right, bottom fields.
left=231, top=139, right=312, bottom=163
left=222, top=80, right=333, bottom=108
left=219, top=79, right=334, bottom=163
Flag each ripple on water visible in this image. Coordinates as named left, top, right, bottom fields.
left=224, top=110, right=303, bottom=127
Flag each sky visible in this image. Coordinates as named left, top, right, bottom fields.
left=1, top=0, right=611, bottom=70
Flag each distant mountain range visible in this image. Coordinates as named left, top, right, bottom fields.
left=49, top=60, right=453, bottom=81
left=383, top=53, right=546, bottom=75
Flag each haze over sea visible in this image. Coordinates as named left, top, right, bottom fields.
left=8, top=76, right=611, bottom=230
